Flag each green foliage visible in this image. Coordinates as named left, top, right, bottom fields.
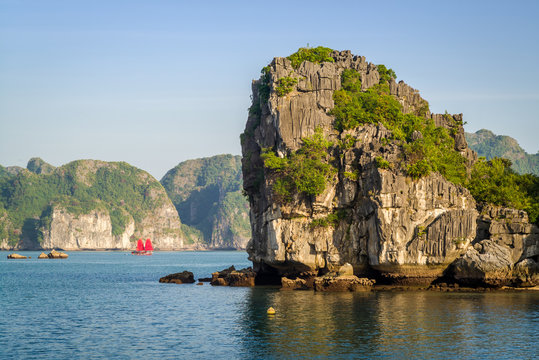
left=466, top=129, right=539, bottom=176
left=402, top=120, right=467, bottom=184
left=377, top=64, right=397, bottom=83
left=407, top=159, right=432, bottom=179
left=466, top=157, right=539, bottom=224
left=180, top=223, right=203, bottom=245
left=338, top=134, right=356, bottom=150
left=287, top=46, right=335, bottom=69
left=262, top=128, right=336, bottom=201
left=343, top=171, right=359, bottom=181
left=276, top=76, right=298, bottom=97
left=331, top=83, right=401, bottom=131
left=0, top=161, right=169, bottom=246
left=161, top=155, right=250, bottom=246
left=331, top=68, right=467, bottom=183
left=341, top=69, right=362, bottom=92
left=375, top=156, right=392, bottom=170
left=310, top=210, right=347, bottom=228
left=110, top=208, right=129, bottom=236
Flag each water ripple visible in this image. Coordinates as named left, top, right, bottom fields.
left=1, top=251, right=538, bottom=359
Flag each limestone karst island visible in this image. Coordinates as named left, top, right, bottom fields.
left=2, top=47, right=538, bottom=290
left=240, top=47, right=538, bottom=289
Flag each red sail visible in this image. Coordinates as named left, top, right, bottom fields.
left=145, top=239, right=154, bottom=251
left=136, top=239, right=145, bottom=251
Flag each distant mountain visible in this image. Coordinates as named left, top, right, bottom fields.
left=466, top=129, right=539, bottom=175
left=161, top=154, right=250, bottom=249
left=0, top=159, right=185, bottom=250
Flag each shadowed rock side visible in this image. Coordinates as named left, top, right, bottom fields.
left=161, top=155, right=251, bottom=249
left=241, top=49, right=538, bottom=287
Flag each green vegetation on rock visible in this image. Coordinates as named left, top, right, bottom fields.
left=375, top=156, right=391, bottom=170
left=287, top=46, right=335, bottom=69
left=262, top=128, right=336, bottom=201
left=160, top=155, right=250, bottom=248
left=376, top=64, right=396, bottom=83
left=331, top=69, right=466, bottom=183
left=0, top=160, right=173, bottom=247
left=467, top=157, right=539, bottom=224
left=276, top=76, right=298, bottom=97
left=466, top=129, right=539, bottom=176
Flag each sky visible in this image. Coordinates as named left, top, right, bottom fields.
left=1, top=0, right=538, bottom=179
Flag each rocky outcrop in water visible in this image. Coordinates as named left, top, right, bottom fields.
left=7, top=253, right=27, bottom=259
left=159, top=271, right=195, bottom=284
left=210, top=266, right=255, bottom=286
left=241, top=49, right=538, bottom=287
left=449, top=205, right=539, bottom=287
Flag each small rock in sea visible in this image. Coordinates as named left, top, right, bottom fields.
left=196, top=282, right=203, bottom=286
left=48, top=250, right=68, bottom=259
left=198, top=277, right=212, bottom=282
left=38, top=253, right=48, bottom=259
left=210, top=266, right=255, bottom=287
left=159, top=271, right=195, bottom=284
left=7, top=253, right=27, bottom=259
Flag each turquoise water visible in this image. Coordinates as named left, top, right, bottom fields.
left=1, top=251, right=537, bottom=359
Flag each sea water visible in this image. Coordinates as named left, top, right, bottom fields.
left=0, top=251, right=537, bottom=359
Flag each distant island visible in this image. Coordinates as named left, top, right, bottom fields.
left=0, top=155, right=250, bottom=251
left=466, top=129, right=539, bottom=176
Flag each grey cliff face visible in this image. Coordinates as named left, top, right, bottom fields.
left=241, top=50, right=538, bottom=286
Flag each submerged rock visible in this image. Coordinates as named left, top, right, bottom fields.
left=159, top=271, right=195, bottom=284
left=314, top=276, right=375, bottom=292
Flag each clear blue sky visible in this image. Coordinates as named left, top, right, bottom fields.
left=1, top=0, right=538, bottom=179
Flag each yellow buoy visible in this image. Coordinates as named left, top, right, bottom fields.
left=267, top=307, right=276, bottom=315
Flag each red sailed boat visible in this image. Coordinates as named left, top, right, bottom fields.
left=132, top=238, right=153, bottom=255
left=144, top=239, right=154, bottom=255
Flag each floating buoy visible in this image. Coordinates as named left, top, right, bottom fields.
left=267, top=307, right=276, bottom=315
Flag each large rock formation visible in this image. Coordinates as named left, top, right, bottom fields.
left=0, top=160, right=185, bottom=250
left=241, top=49, right=538, bottom=286
left=161, top=155, right=250, bottom=249
left=449, top=205, right=539, bottom=287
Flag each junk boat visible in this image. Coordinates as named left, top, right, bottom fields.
left=132, top=238, right=153, bottom=255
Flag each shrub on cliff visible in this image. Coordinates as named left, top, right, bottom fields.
left=262, top=128, right=336, bottom=201
left=287, top=46, right=335, bottom=69
left=467, top=157, right=539, bottom=224
left=376, top=64, right=397, bottom=83
left=331, top=69, right=467, bottom=184
left=276, top=76, right=298, bottom=97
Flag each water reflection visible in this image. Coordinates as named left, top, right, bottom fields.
left=240, top=289, right=539, bottom=359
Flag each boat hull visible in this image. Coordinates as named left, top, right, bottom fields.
left=131, top=251, right=153, bottom=256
